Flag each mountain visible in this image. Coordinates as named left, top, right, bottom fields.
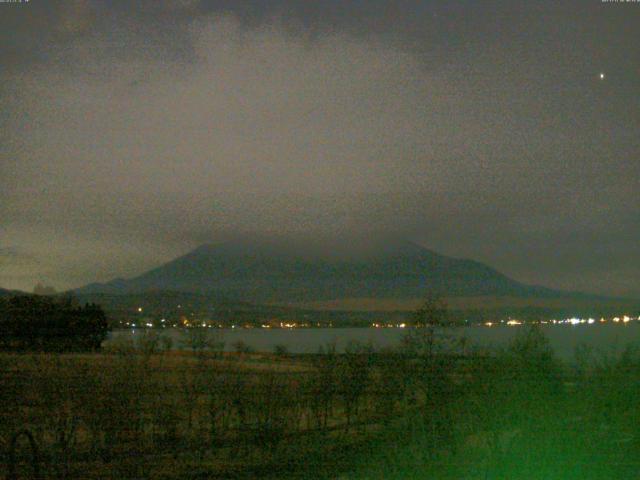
left=0, top=287, right=26, bottom=298
left=75, top=237, right=569, bottom=303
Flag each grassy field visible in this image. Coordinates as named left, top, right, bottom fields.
left=1, top=327, right=640, bottom=479
left=0, top=340, right=412, bottom=479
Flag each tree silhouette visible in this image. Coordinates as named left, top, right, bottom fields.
left=0, top=294, right=109, bottom=351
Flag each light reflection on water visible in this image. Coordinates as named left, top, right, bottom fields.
left=106, top=323, right=640, bottom=361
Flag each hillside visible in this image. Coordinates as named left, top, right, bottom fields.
left=76, top=237, right=573, bottom=303
left=0, top=287, right=25, bottom=298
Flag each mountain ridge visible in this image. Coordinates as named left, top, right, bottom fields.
left=75, top=237, right=582, bottom=302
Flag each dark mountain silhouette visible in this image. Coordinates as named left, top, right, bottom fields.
left=0, top=287, right=25, bottom=298
left=75, top=237, right=569, bottom=303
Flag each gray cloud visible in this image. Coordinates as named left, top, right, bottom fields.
left=1, top=2, right=638, bottom=295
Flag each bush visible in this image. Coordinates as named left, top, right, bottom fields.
left=232, top=340, right=254, bottom=354
left=273, top=344, right=289, bottom=357
left=0, top=295, right=109, bottom=352
left=180, top=327, right=224, bottom=356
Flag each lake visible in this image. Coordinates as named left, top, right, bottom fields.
left=106, top=323, right=640, bottom=362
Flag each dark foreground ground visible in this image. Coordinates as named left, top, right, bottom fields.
left=1, top=327, right=639, bottom=479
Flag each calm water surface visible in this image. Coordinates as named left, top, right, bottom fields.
left=106, top=323, right=640, bottom=361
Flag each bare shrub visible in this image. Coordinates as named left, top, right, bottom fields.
left=180, top=327, right=225, bottom=357
left=337, top=341, right=374, bottom=428
left=232, top=340, right=254, bottom=355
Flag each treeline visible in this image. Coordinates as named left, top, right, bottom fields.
left=454, top=305, right=640, bottom=323
left=0, top=295, right=108, bottom=352
left=348, top=332, right=640, bottom=479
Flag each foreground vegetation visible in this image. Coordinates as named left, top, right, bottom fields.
left=0, top=295, right=108, bottom=352
left=1, top=323, right=639, bottom=478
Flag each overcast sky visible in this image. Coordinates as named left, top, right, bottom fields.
left=1, top=0, right=638, bottom=297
